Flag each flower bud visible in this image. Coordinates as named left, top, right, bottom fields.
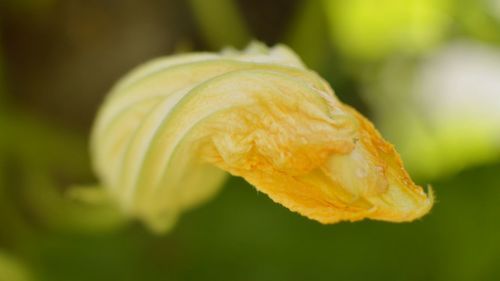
left=91, top=42, right=433, bottom=232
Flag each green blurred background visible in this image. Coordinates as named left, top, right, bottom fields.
left=1, top=0, right=500, bottom=280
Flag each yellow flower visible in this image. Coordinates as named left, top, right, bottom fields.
left=90, top=42, right=433, bottom=232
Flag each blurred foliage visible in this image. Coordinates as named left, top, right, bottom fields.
left=0, top=252, right=32, bottom=281
left=285, top=1, right=331, bottom=70
left=15, top=164, right=500, bottom=281
left=0, top=0, right=55, bottom=15
left=363, top=43, right=500, bottom=179
left=188, top=0, right=251, bottom=49
left=0, top=110, right=125, bottom=233
left=323, top=0, right=450, bottom=61
left=456, top=0, right=500, bottom=44
left=0, top=0, right=499, bottom=280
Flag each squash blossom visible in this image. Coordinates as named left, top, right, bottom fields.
left=90, top=43, right=433, bottom=232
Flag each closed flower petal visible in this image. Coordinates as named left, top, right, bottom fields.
left=91, top=42, right=433, bottom=232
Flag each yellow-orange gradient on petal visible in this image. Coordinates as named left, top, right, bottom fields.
left=90, top=42, right=433, bottom=232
